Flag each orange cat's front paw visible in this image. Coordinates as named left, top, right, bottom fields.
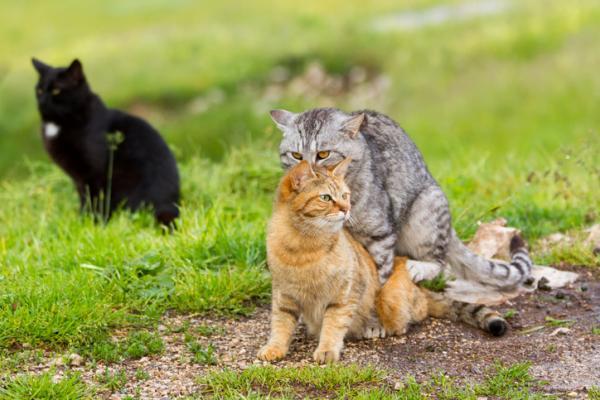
left=257, top=345, right=287, bottom=362
left=313, top=348, right=340, bottom=364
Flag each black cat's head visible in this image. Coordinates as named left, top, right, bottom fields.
left=32, top=58, right=92, bottom=121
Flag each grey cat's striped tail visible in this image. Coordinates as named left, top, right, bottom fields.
left=446, top=231, right=533, bottom=290
left=425, top=291, right=508, bottom=337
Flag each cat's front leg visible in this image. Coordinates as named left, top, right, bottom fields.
left=313, top=303, right=354, bottom=363
left=257, top=293, right=299, bottom=362
left=364, top=233, right=397, bottom=284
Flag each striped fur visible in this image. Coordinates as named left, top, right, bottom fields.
left=271, top=108, right=533, bottom=289
left=377, top=257, right=508, bottom=337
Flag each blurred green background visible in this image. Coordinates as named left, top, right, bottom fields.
left=1, top=0, right=598, bottom=178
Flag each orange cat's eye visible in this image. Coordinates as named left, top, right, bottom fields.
left=320, top=194, right=332, bottom=202
left=317, top=151, right=330, bottom=160
left=291, top=152, right=303, bottom=160
left=52, top=88, right=61, bottom=96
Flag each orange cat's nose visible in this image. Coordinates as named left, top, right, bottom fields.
left=338, top=202, right=350, bottom=214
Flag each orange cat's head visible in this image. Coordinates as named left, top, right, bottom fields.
left=277, top=159, right=352, bottom=234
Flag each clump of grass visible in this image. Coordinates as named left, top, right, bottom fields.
left=96, top=368, right=128, bottom=392
left=187, top=341, right=217, bottom=365
left=196, top=324, right=226, bottom=337
left=122, top=331, right=164, bottom=359
left=82, top=330, right=163, bottom=363
left=504, top=309, right=518, bottom=319
left=419, top=273, right=448, bottom=293
left=0, top=372, right=91, bottom=400
left=198, top=364, right=384, bottom=399
left=134, top=368, right=150, bottom=381
left=184, top=332, right=217, bottom=365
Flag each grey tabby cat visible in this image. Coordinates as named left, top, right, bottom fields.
left=270, top=108, right=532, bottom=289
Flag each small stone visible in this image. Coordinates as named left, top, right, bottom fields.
left=555, top=291, right=566, bottom=299
left=393, top=381, right=405, bottom=390
left=567, top=392, right=578, bottom=397
left=549, top=327, right=571, bottom=336
left=69, top=353, right=84, bottom=366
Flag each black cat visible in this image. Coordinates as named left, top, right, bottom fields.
left=32, top=58, right=180, bottom=226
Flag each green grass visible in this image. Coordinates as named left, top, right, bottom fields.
left=96, top=368, right=128, bottom=392
left=195, top=363, right=553, bottom=399
left=0, top=372, right=91, bottom=400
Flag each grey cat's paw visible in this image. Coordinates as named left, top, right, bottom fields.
left=406, top=260, right=442, bottom=282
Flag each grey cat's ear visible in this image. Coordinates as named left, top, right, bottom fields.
left=270, top=109, right=296, bottom=132
left=341, top=113, right=365, bottom=138
left=289, top=160, right=316, bottom=191
left=64, top=59, right=84, bottom=83
left=331, top=157, right=352, bottom=178
left=32, top=58, right=51, bottom=75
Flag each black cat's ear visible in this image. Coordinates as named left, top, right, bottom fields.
left=270, top=109, right=296, bottom=133
left=32, top=58, right=51, bottom=75
left=64, top=59, right=85, bottom=83
left=341, top=113, right=364, bottom=139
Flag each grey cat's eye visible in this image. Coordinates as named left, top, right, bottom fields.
left=317, top=151, right=330, bottom=160
left=37, top=89, right=43, bottom=95
left=291, top=152, right=303, bottom=160
left=52, top=88, right=61, bottom=96
left=320, top=194, right=332, bottom=201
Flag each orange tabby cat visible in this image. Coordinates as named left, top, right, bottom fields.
left=258, top=160, right=507, bottom=363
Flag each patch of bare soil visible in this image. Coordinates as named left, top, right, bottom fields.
left=17, top=268, right=599, bottom=399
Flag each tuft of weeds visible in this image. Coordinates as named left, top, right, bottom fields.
left=419, top=274, right=448, bottom=293
left=96, top=368, right=128, bottom=392
left=134, top=368, right=150, bottom=381
left=0, top=371, right=91, bottom=399
left=81, top=330, right=164, bottom=363
left=195, top=324, right=226, bottom=337
left=184, top=332, right=217, bottom=365
left=122, top=331, right=164, bottom=360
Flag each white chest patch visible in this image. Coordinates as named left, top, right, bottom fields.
left=44, top=122, right=60, bottom=139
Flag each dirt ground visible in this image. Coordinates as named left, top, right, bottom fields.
left=20, top=267, right=599, bottom=399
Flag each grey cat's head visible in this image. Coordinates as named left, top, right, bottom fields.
left=270, top=108, right=366, bottom=171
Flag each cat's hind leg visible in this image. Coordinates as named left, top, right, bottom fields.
left=396, top=186, right=452, bottom=276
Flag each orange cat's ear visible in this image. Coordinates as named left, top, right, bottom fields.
left=331, top=158, right=352, bottom=178
left=289, top=160, right=316, bottom=191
